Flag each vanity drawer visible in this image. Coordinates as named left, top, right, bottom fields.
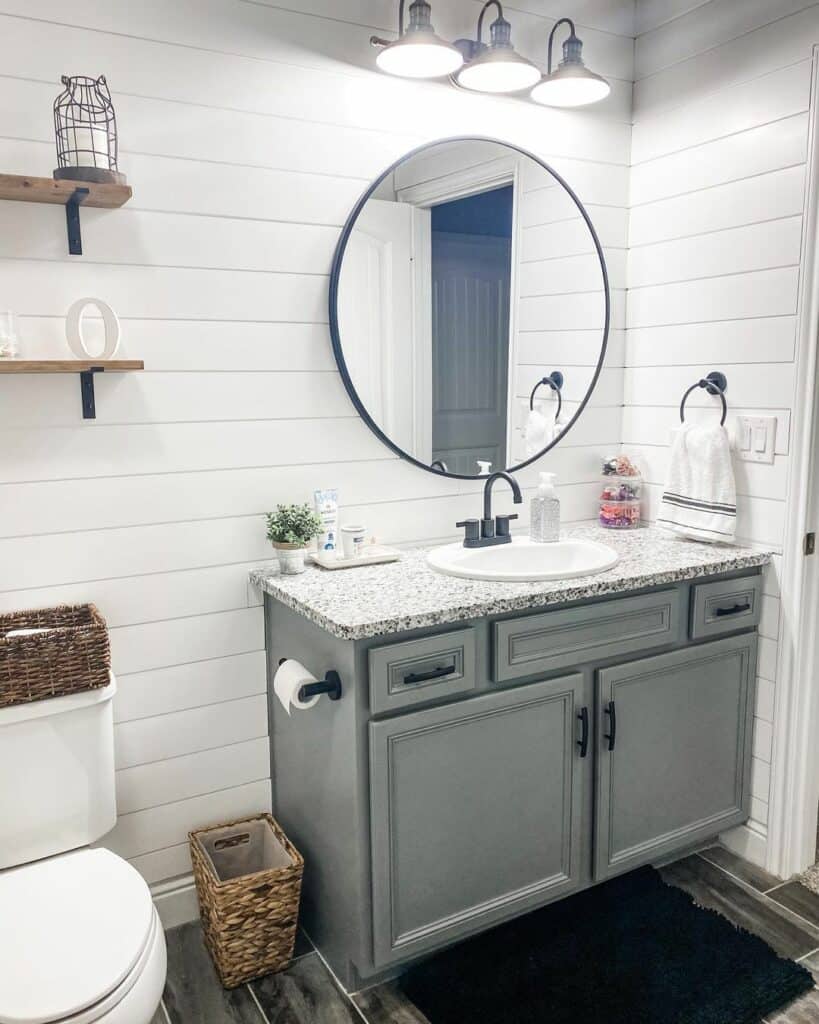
left=368, top=628, right=477, bottom=714
left=493, top=590, right=683, bottom=682
left=690, top=576, right=762, bottom=639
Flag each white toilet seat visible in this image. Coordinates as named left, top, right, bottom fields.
left=0, top=848, right=166, bottom=1024
left=53, top=908, right=166, bottom=1024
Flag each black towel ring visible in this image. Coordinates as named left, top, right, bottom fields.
left=530, top=371, right=564, bottom=419
left=679, top=371, right=728, bottom=426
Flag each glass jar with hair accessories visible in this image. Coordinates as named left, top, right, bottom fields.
left=599, top=455, right=642, bottom=529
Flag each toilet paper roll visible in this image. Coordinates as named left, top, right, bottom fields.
left=274, top=659, right=322, bottom=715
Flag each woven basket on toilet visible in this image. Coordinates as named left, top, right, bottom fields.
left=0, top=603, right=110, bottom=707
left=189, top=813, right=304, bottom=988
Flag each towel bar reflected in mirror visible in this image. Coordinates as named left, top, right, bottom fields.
left=529, top=371, right=564, bottom=417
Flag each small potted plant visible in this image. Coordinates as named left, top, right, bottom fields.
left=266, top=503, right=324, bottom=575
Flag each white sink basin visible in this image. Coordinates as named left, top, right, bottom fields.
left=427, top=535, right=619, bottom=582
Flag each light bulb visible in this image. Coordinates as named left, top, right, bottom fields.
left=372, top=0, right=464, bottom=80
left=531, top=68, right=610, bottom=107
left=456, top=53, right=541, bottom=93
left=375, top=36, right=464, bottom=78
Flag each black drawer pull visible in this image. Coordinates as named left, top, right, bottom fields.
left=604, top=701, right=616, bottom=752
left=403, top=665, right=457, bottom=685
left=577, top=706, right=589, bottom=758
left=713, top=602, right=751, bottom=618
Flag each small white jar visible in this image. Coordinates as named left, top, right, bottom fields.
left=340, top=524, right=366, bottom=559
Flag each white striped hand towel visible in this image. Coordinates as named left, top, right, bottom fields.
left=657, top=423, right=737, bottom=543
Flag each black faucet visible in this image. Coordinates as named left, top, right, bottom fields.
left=456, top=471, right=523, bottom=548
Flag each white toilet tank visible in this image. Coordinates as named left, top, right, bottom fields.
left=0, top=677, right=117, bottom=869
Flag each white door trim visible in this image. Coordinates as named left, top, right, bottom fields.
left=395, top=153, right=518, bottom=208
left=505, top=166, right=521, bottom=469
left=411, top=206, right=433, bottom=463
left=766, top=45, right=819, bottom=879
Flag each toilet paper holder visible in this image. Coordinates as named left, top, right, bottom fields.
left=278, top=658, right=343, bottom=702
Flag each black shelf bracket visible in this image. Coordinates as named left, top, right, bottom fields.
left=66, top=187, right=90, bottom=255
left=79, top=366, right=105, bottom=419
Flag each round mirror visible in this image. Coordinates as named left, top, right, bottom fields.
left=330, top=137, right=610, bottom=479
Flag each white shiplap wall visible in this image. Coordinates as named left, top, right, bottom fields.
left=629, top=0, right=817, bottom=854
left=0, top=0, right=634, bottom=893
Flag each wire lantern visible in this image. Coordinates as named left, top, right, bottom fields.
left=53, top=75, right=126, bottom=185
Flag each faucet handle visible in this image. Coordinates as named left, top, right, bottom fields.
left=495, top=513, right=519, bottom=538
left=456, top=518, right=480, bottom=546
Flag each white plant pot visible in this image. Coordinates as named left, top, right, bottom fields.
left=273, top=542, right=308, bottom=575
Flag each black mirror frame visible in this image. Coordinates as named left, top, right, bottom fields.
left=328, top=135, right=610, bottom=480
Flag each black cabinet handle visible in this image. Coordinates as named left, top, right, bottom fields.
left=577, top=706, right=589, bottom=758
left=403, top=665, right=456, bottom=685
left=713, top=602, right=751, bottom=617
left=604, top=701, right=616, bottom=751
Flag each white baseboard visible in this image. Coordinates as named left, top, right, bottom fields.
left=719, top=822, right=769, bottom=871
left=151, top=874, right=200, bottom=929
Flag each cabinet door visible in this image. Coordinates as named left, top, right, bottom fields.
left=595, top=634, right=756, bottom=881
left=369, top=674, right=589, bottom=967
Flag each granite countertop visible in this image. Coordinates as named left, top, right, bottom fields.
left=249, top=525, right=773, bottom=641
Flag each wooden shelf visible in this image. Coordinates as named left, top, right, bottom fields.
left=0, top=173, right=132, bottom=255
left=0, top=359, right=143, bottom=373
left=0, top=175, right=132, bottom=209
left=0, top=359, right=144, bottom=418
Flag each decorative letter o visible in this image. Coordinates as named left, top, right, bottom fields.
left=66, top=297, right=121, bottom=359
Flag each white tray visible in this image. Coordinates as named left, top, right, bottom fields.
left=309, top=545, right=402, bottom=570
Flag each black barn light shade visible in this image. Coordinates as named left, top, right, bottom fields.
left=453, top=1, right=541, bottom=94
left=370, top=0, right=464, bottom=79
left=531, top=17, right=610, bottom=107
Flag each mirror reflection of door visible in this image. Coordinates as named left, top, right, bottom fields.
left=429, top=186, right=513, bottom=477
left=336, top=200, right=418, bottom=455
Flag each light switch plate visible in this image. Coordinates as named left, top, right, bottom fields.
left=735, top=415, right=776, bottom=464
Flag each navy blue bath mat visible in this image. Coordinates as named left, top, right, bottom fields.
left=400, top=866, right=813, bottom=1024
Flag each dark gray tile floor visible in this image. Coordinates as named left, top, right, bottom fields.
left=353, top=981, right=431, bottom=1024
left=769, top=882, right=819, bottom=930
left=251, top=954, right=361, bottom=1024
left=699, top=842, right=783, bottom=893
left=768, top=990, right=819, bottom=1024
left=157, top=847, right=819, bottom=1024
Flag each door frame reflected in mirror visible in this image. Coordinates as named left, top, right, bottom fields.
left=329, top=135, right=611, bottom=480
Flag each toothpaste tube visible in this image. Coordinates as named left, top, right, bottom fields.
left=314, top=488, right=339, bottom=553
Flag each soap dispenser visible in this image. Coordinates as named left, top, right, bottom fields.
left=531, top=472, right=560, bottom=543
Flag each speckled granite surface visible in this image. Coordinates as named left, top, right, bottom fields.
left=249, top=524, right=773, bottom=640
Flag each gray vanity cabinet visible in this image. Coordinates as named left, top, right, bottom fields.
left=262, top=565, right=764, bottom=991
left=369, top=672, right=589, bottom=966
left=594, top=632, right=757, bottom=881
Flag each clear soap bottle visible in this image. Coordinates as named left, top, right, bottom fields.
left=531, top=472, right=560, bottom=543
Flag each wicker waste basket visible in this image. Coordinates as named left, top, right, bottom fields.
left=190, top=813, right=304, bottom=988
left=0, top=604, right=110, bottom=708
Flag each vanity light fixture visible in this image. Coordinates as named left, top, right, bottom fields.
left=453, top=1, right=541, bottom=94
left=531, top=17, right=610, bottom=107
left=370, top=0, right=464, bottom=79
